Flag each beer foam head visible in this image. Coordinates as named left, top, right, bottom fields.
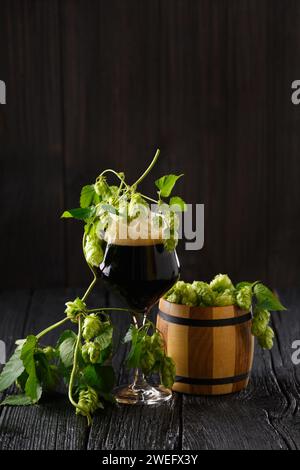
left=103, top=211, right=164, bottom=246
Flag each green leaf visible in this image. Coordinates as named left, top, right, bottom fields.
left=236, top=281, right=253, bottom=289
left=80, top=185, right=97, bottom=208
left=82, top=365, right=115, bottom=393
left=155, top=174, right=184, bottom=198
left=123, top=324, right=137, bottom=344
left=127, top=340, right=143, bottom=369
left=169, top=196, right=187, bottom=212
left=99, top=203, right=117, bottom=215
left=34, top=352, right=59, bottom=392
left=58, top=335, right=77, bottom=368
left=61, top=207, right=95, bottom=220
left=0, top=347, right=25, bottom=392
left=56, top=330, right=77, bottom=347
left=254, top=283, right=286, bottom=311
left=0, top=394, right=33, bottom=406
left=21, top=336, right=42, bottom=403
left=94, top=324, right=113, bottom=351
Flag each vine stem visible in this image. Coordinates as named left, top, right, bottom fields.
left=68, top=316, right=91, bottom=423
left=82, top=275, right=97, bottom=302
left=86, top=307, right=132, bottom=314
left=131, top=148, right=160, bottom=188
left=36, top=317, right=70, bottom=341
left=140, top=194, right=159, bottom=204
left=99, top=169, right=129, bottom=189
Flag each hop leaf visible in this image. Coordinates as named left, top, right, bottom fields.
left=210, top=274, right=234, bottom=293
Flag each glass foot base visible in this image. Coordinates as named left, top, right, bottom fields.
left=114, top=382, right=172, bottom=405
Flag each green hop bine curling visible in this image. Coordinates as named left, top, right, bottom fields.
left=65, top=297, right=86, bottom=322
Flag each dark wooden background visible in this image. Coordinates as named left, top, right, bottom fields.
left=1, top=0, right=300, bottom=289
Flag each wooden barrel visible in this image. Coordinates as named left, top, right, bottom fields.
left=157, top=298, right=254, bottom=395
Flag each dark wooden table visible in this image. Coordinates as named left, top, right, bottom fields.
left=0, top=288, right=299, bottom=450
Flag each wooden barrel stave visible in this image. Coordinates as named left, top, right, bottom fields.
left=157, top=299, right=254, bottom=395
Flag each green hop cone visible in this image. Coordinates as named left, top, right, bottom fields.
left=258, top=326, right=274, bottom=350
left=236, top=286, right=252, bottom=311
left=76, top=386, right=103, bottom=422
left=160, top=356, right=176, bottom=389
left=181, top=283, right=198, bottom=306
left=140, top=336, right=156, bottom=376
left=214, top=289, right=235, bottom=307
left=164, top=281, right=185, bottom=304
left=84, top=234, right=103, bottom=267
left=65, top=297, right=86, bottom=322
left=151, top=332, right=165, bottom=362
left=82, top=341, right=101, bottom=364
left=128, top=193, right=149, bottom=220
left=192, top=281, right=215, bottom=306
left=42, top=346, right=56, bottom=361
left=251, top=307, right=270, bottom=337
left=82, top=314, right=103, bottom=341
left=210, top=274, right=234, bottom=293
left=163, top=235, right=178, bottom=252
left=94, top=176, right=111, bottom=198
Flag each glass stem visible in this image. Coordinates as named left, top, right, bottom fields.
left=132, top=311, right=148, bottom=389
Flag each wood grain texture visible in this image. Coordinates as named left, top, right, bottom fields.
left=0, top=290, right=32, bottom=409
left=1, top=1, right=300, bottom=288
left=158, top=300, right=253, bottom=395
left=60, top=0, right=160, bottom=286
left=181, top=288, right=300, bottom=450
left=0, top=288, right=299, bottom=450
left=0, top=0, right=65, bottom=288
left=0, top=288, right=109, bottom=450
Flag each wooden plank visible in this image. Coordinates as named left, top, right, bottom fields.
left=0, top=290, right=32, bottom=408
left=160, top=0, right=269, bottom=283
left=0, top=288, right=107, bottom=450
left=265, top=288, right=300, bottom=449
left=0, top=0, right=65, bottom=288
left=88, top=293, right=182, bottom=450
left=266, top=1, right=300, bottom=286
left=60, top=0, right=160, bottom=286
left=181, top=288, right=300, bottom=450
